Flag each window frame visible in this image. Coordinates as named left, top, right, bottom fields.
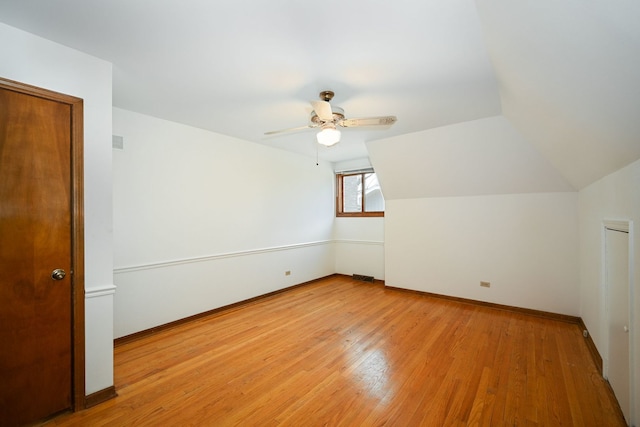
left=336, top=171, right=385, bottom=217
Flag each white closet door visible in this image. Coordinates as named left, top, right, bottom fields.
left=606, top=227, right=630, bottom=424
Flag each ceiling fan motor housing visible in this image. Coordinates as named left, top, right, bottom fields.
left=264, top=89, right=396, bottom=137
left=311, top=106, right=344, bottom=124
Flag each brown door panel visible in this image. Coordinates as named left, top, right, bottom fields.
left=0, top=82, right=82, bottom=426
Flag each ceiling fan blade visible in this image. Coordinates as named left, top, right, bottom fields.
left=340, top=116, right=397, bottom=128
left=311, top=100, right=334, bottom=122
left=264, top=124, right=315, bottom=136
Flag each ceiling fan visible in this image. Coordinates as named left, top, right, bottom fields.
left=265, top=91, right=397, bottom=147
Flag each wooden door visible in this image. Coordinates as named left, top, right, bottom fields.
left=0, top=79, right=84, bottom=426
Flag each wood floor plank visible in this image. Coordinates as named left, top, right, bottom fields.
left=42, top=276, right=626, bottom=426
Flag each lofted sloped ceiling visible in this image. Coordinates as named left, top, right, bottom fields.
left=0, top=0, right=638, bottom=194
left=367, top=116, right=575, bottom=200
left=476, top=0, right=640, bottom=190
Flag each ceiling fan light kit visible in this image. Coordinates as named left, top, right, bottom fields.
left=316, top=126, right=341, bottom=147
left=265, top=90, right=397, bottom=147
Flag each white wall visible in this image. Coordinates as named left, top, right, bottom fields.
left=333, top=217, right=385, bottom=280
left=0, top=24, right=114, bottom=395
left=579, top=159, right=640, bottom=422
left=384, top=193, right=580, bottom=315
left=112, top=108, right=335, bottom=338
left=367, top=115, right=580, bottom=315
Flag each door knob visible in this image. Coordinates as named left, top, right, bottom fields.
left=623, top=326, right=629, bottom=333
left=51, top=269, right=66, bottom=280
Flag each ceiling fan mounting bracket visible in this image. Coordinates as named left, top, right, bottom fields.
left=319, top=90, right=335, bottom=102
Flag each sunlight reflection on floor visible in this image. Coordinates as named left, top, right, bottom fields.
left=352, top=347, right=393, bottom=403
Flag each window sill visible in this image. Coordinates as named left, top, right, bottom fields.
left=336, top=212, right=384, bottom=218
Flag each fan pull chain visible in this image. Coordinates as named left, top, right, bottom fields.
left=316, top=143, right=319, bottom=166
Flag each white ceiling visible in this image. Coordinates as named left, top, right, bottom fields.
left=0, top=0, right=638, bottom=190
left=0, top=0, right=500, bottom=163
left=477, top=0, right=640, bottom=189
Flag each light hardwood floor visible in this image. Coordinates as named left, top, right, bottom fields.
left=44, top=276, right=625, bottom=426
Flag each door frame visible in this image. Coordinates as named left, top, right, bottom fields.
left=602, top=219, right=634, bottom=425
left=0, top=77, right=85, bottom=411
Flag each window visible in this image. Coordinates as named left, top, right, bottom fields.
left=336, top=171, right=385, bottom=217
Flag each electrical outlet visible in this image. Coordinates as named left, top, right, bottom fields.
left=285, top=271, right=291, bottom=276
left=480, top=281, right=491, bottom=288
left=583, top=330, right=588, bottom=338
